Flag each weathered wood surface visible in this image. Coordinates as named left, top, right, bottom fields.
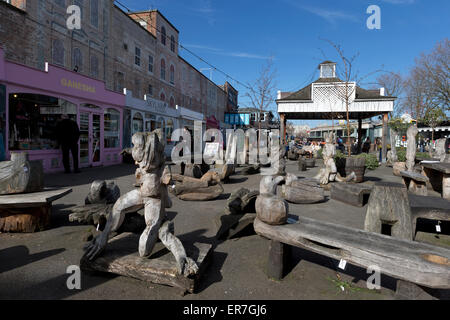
left=406, top=125, right=419, bottom=172
left=254, top=217, right=450, bottom=289
left=345, top=157, right=366, bottom=183
left=393, top=162, right=407, bottom=177
left=215, top=212, right=256, bottom=239
left=331, top=183, right=373, bottom=207
left=81, top=232, right=213, bottom=294
left=409, top=194, right=450, bottom=238
left=255, top=194, right=288, bottom=226
left=298, top=158, right=307, bottom=171
left=0, top=152, right=44, bottom=195
left=421, top=162, right=450, bottom=174
left=281, top=184, right=325, bottom=204
left=400, top=171, right=429, bottom=196
left=0, top=188, right=72, bottom=208
left=176, top=184, right=224, bottom=201
left=0, top=205, right=51, bottom=233
left=184, top=164, right=203, bottom=179
left=364, top=182, right=413, bottom=240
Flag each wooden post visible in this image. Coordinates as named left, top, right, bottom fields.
left=382, top=113, right=388, bottom=163
left=267, top=240, right=288, bottom=280
left=357, top=118, right=363, bottom=154
left=280, top=114, right=286, bottom=145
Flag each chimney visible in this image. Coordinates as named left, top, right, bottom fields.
left=277, top=90, right=281, bottom=100
left=380, top=87, right=385, bottom=96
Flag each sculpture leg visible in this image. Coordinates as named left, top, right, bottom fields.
left=85, top=189, right=144, bottom=260
left=159, top=221, right=199, bottom=276
left=139, top=197, right=164, bottom=257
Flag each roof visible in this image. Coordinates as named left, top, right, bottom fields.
left=319, top=60, right=336, bottom=65
left=278, top=78, right=396, bottom=102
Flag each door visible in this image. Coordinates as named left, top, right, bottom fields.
left=79, top=110, right=102, bottom=167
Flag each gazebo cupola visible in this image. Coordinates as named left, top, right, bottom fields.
left=319, top=61, right=337, bottom=79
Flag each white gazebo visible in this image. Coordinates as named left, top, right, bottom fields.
left=277, top=61, right=396, bottom=160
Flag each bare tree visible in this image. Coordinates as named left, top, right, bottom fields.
left=376, top=72, right=404, bottom=117
left=244, top=58, right=277, bottom=134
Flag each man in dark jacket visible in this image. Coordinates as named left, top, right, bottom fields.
left=56, top=114, right=81, bottom=173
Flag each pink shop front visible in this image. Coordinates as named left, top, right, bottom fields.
left=0, top=48, right=125, bottom=172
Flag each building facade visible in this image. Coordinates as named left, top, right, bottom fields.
left=0, top=1, right=235, bottom=169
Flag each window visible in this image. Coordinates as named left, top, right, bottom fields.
left=170, top=35, right=175, bottom=52
left=115, top=72, right=124, bottom=92
left=169, top=96, right=175, bottom=108
left=160, top=58, right=166, bottom=80
left=8, top=93, right=77, bottom=151
left=148, top=84, right=153, bottom=96
left=52, top=39, right=65, bottom=66
left=148, top=55, right=153, bottom=73
left=72, top=47, right=83, bottom=71
left=90, top=0, right=98, bottom=27
left=135, top=47, right=141, bottom=66
left=90, top=55, right=99, bottom=78
left=161, top=27, right=166, bottom=45
left=170, top=65, right=175, bottom=84
left=132, top=112, right=144, bottom=134
left=104, top=108, right=120, bottom=149
left=74, top=0, right=84, bottom=19
left=135, top=78, right=141, bottom=98
left=54, top=0, right=65, bottom=7
left=160, top=93, right=166, bottom=102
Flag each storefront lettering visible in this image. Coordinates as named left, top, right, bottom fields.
left=61, top=78, right=96, bottom=93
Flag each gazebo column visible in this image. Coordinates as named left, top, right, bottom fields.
left=382, top=113, right=388, bottom=162
left=357, top=118, right=363, bottom=154
left=280, top=113, right=286, bottom=145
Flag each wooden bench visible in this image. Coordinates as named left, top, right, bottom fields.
left=421, top=162, right=450, bottom=200
left=0, top=188, right=72, bottom=232
left=400, top=171, right=430, bottom=196
left=331, top=183, right=373, bottom=207
left=254, top=217, right=450, bottom=297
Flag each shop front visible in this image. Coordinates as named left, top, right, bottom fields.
left=0, top=47, right=125, bottom=172
left=123, top=90, right=179, bottom=149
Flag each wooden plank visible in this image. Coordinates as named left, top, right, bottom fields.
left=0, top=188, right=72, bottom=208
left=254, top=217, right=450, bottom=289
left=421, top=163, right=450, bottom=174
left=81, top=233, right=213, bottom=294
left=400, top=171, right=429, bottom=183
left=331, top=183, right=372, bottom=207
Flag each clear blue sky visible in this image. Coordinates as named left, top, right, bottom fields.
left=118, top=0, right=449, bottom=127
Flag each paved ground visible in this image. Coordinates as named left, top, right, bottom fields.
left=0, top=159, right=449, bottom=300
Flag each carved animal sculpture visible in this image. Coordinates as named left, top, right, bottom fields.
left=85, top=130, right=198, bottom=277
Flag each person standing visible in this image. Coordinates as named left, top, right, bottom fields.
left=56, top=114, right=81, bottom=173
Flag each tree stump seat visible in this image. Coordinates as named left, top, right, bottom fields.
left=330, top=183, right=373, bottom=207
left=0, top=188, right=72, bottom=232
left=400, top=171, right=430, bottom=196
left=254, top=217, right=450, bottom=298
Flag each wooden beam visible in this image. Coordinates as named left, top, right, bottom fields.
left=254, top=217, right=450, bottom=289
left=382, top=113, right=388, bottom=163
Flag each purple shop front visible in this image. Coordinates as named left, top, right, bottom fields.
left=0, top=47, right=125, bottom=172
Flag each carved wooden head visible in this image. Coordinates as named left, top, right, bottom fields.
left=132, top=131, right=165, bottom=172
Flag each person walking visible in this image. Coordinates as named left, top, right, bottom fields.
left=56, top=114, right=81, bottom=173
left=362, top=137, right=371, bottom=154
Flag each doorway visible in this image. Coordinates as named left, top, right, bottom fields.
left=79, top=109, right=102, bottom=168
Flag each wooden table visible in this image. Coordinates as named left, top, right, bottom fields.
left=421, top=162, right=450, bottom=200
left=0, top=188, right=72, bottom=233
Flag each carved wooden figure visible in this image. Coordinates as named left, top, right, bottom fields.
left=84, top=131, right=198, bottom=277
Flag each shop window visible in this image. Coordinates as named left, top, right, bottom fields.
left=170, top=65, right=175, bottom=84
left=104, top=108, right=120, bottom=149
left=52, top=39, right=65, bottom=66
left=170, top=35, right=175, bottom=52
left=160, top=58, right=166, bottom=80
left=165, top=119, right=174, bottom=142
left=8, top=93, right=77, bottom=151
left=132, top=112, right=144, bottom=134
left=161, top=26, right=166, bottom=45
left=72, top=47, right=83, bottom=72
